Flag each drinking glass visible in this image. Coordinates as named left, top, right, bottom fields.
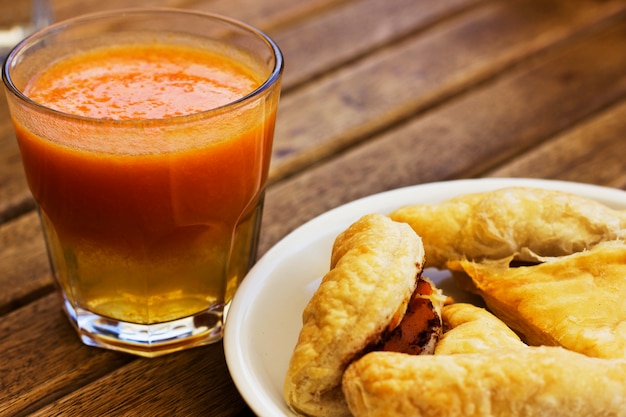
left=2, top=9, right=283, bottom=357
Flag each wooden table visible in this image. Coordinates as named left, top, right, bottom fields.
left=1, top=0, right=625, bottom=415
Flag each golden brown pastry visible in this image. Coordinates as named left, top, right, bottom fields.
left=448, top=240, right=626, bottom=359
left=389, top=187, right=626, bottom=269
left=342, top=347, right=626, bottom=417
left=435, top=303, right=525, bottom=355
left=284, top=213, right=429, bottom=417
left=343, top=302, right=626, bottom=416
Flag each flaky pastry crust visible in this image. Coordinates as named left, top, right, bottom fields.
left=342, top=347, right=626, bottom=417
left=284, top=214, right=425, bottom=417
left=389, top=187, right=626, bottom=268
left=343, top=301, right=626, bottom=416
left=435, top=303, right=525, bottom=355
left=448, top=240, right=626, bottom=359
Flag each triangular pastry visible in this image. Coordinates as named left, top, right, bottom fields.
left=389, top=187, right=626, bottom=269
left=448, top=240, right=626, bottom=359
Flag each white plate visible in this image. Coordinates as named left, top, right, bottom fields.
left=223, top=178, right=626, bottom=417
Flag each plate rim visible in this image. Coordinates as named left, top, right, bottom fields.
left=223, top=177, right=626, bottom=417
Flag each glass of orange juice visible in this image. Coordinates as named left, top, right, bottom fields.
left=2, top=9, right=283, bottom=357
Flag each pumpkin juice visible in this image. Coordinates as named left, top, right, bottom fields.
left=13, top=43, right=277, bottom=327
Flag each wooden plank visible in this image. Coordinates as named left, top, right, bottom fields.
left=27, top=344, right=249, bottom=416
left=176, top=0, right=353, bottom=32
left=268, top=0, right=626, bottom=181
left=270, top=0, right=481, bottom=88
left=258, top=15, right=626, bottom=254
left=0, top=294, right=133, bottom=417
left=486, top=99, right=626, bottom=190
left=51, top=0, right=350, bottom=31
left=0, top=212, right=52, bottom=315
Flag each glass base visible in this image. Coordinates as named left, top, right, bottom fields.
left=63, top=297, right=226, bottom=357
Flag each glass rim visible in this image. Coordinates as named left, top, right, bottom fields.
left=1, top=7, right=284, bottom=124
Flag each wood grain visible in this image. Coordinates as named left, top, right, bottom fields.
left=0, top=294, right=133, bottom=417
left=487, top=99, right=626, bottom=189
left=27, top=344, right=248, bottom=417
left=268, top=0, right=626, bottom=181
left=271, top=0, right=482, bottom=89
left=259, top=13, right=626, bottom=253
left=0, top=212, right=51, bottom=315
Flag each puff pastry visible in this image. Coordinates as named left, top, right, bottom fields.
left=284, top=213, right=426, bottom=417
left=435, top=303, right=525, bottom=355
left=343, top=302, right=626, bottom=416
left=342, top=347, right=626, bottom=417
left=389, top=187, right=626, bottom=268
left=448, top=240, right=626, bottom=359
